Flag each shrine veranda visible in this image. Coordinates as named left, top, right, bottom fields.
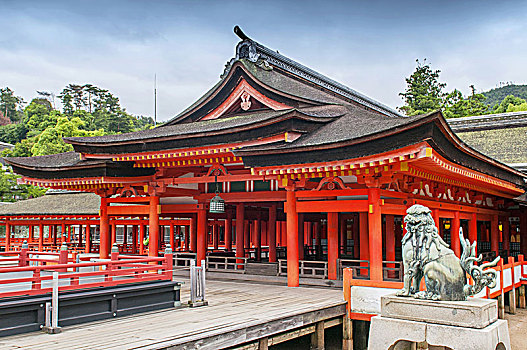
left=1, top=28, right=526, bottom=314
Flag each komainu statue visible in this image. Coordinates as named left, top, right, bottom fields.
left=397, top=204, right=499, bottom=301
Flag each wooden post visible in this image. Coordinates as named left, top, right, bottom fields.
left=255, top=217, right=261, bottom=262
left=258, top=337, right=269, bottom=350
left=110, top=222, right=116, bottom=246
left=503, top=217, right=510, bottom=255
left=469, top=213, right=478, bottom=254
left=85, top=225, right=91, bottom=254
left=314, top=221, right=321, bottom=258
left=353, top=214, right=359, bottom=259
left=244, top=220, right=250, bottom=253
left=451, top=211, right=461, bottom=257
left=519, top=285, right=526, bottom=309
left=310, top=320, right=324, bottom=350
left=197, top=205, right=207, bottom=266
left=508, top=257, right=516, bottom=314
left=286, top=188, right=299, bottom=287
left=38, top=223, right=44, bottom=251
left=491, top=215, right=499, bottom=257
left=269, top=204, right=277, bottom=262
left=498, top=294, right=505, bottom=319
left=368, top=187, right=382, bottom=281
left=359, top=212, right=369, bottom=276
left=61, top=223, right=66, bottom=243
left=169, top=224, right=175, bottom=252
left=281, top=221, right=287, bottom=248
left=139, top=224, right=145, bottom=254
left=327, top=212, right=338, bottom=280
left=385, top=215, right=395, bottom=263
left=131, top=225, right=137, bottom=254
left=225, top=213, right=232, bottom=251
left=236, top=204, right=245, bottom=264
left=148, top=196, right=160, bottom=257
left=343, top=314, right=353, bottom=350
left=432, top=209, right=440, bottom=229
left=123, top=225, right=128, bottom=246
left=298, top=213, right=304, bottom=260
left=190, top=215, right=197, bottom=253
left=100, top=197, right=109, bottom=259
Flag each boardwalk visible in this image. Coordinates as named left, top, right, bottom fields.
left=0, top=279, right=345, bottom=350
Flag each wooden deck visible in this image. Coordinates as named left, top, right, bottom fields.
left=0, top=279, right=346, bottom=349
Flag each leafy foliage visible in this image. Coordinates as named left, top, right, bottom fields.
left=0, top=168, right=46, bottom=202
left=482, top=84, right=527, bottom=107
left=491, top=95, right=527, bottom=114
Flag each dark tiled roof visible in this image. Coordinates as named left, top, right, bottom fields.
left=4, top=152, right=107, bottom=169
left=64, top=105, right=344, bottom=146
left=448, top=111, right=527, bottom=132
left=0, top=192, right=100, bottom=216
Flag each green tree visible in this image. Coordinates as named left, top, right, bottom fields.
left=399, top=59, right=446, bottom=116
left=0, top=168, right=46, bottom=202
left=0, top=87, right=25, bottom=122
left=492, top=95, right=527, bottom=114
left=0, top=123, right=27, bottom=144
left=443, top=85, right=489, bottom=118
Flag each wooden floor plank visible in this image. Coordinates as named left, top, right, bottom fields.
left=0, top=279, right=345, bottom=350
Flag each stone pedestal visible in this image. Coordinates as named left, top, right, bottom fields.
left=368, top=294, right=511, bottom=350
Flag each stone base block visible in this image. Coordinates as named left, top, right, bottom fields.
left=368, top=316, right=510, bottom=350
left=381, top=294, right=498, bottom=329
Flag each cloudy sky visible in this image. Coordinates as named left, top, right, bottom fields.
left=1, top=0, right=526, bottom=121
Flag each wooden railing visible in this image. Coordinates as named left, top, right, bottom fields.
left=206, top=256, right=248, bottom=273
left=278, top=259, right=328, bottom=279
left=382, top=261, right=404, bottom=282
left=173, top=252, right=197, bottom=267
left=338, top=259, right=370, bottom=280
left=0, top=248, right=173, bottom=299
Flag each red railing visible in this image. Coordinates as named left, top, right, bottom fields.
left=0, top=248, right=173, bottom=298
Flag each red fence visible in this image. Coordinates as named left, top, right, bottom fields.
left=0, top=246, right=173, bottom=298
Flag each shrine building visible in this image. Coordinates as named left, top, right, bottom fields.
left=3, top=27, right=526, bottom=287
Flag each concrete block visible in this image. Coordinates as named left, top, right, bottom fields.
left=381, top=294, right=497, bottom=328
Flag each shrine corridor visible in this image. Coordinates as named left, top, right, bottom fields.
left=0, top=279, right=346, bottom=350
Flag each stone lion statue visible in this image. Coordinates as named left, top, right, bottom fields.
left=397, top=204, right=499, bottom=301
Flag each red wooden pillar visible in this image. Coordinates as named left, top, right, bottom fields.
left=28, top=225, right=33, bottom=244
left=353, top=214, right=359, bottom=259
left=139, top=224, right=145, bottom=254
left=38, top=223, right=44, bottom=251
left=385, top=215, right=395, bottom=263
left=269, top=204, right=277, bottom=262
left=131, top=225, right=137, bottom=254
left=432, top=209, right=440, bottom=230
left=5, top=221, right=10, bottom=251
left=236, top=203, right=245, bottom=263
left=298, top=213, right=304, bottom=260
left=451, top=211, right=461, bottom=257
left=185, top=225, right=190, bottom=251
left=469, top=213, right=478, bottom=254
left=276, top=220, right=281, bottom=246
left=100, top=197, right=110, bottom=259
left=262, top=220, right=268, bottom=247
left=340, top=217, right=347, bottom=255
left=225, top=213, right=233, bottom=251
left=244, top=220, right=250, bottom=254
left=169, top=223, right=175, bottom=250
left=314, top=221, right=321, bottom=257
left=503, top=217, right=510, bottom=254
left=197, top=205, right=207, bottom=265
left=306, top=222, right=313, bottom=249
left=61, top=223, right=66, bottom=243
left=213, top=223, right=219, bottom=250
left=359, top=215, right=368, bottom=267
left=190, top=215, right=197, bottom=253
left=148, top=196, right=160, bottom=257
left=85, top=225, right=91, bottom=253
left=255, top=218, right=261, bottom=262
left=491, top=215, right=499, bottom=256
left=327, top=212, right=338, bottom=280
left=281, top=221, right=287, bottom=247
left=286, top=188, right=299, bottom=287
left=122, top=225, right=128, bottom=246
left=368, top=188, right=382, bottom=280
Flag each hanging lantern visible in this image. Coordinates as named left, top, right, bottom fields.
left=209, top=174, right=225, bottom=214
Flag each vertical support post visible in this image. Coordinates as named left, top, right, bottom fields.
left=110, top=222, right=116, bottom=246
left=149, top=196, right=160, bottom=257
left=225, top=213, right=232, bottom=251
left=39, top=223, right=44, bottom=252
left=503, top=217, right=510, bottom=256
left=298, top=213, right=304, bottom=260
left=340, top=216, right=347, bottom=255
left=314, top=221, right=321, bottom=258
left=244, top=220, right=250, bottom=253
left=385, top=215, right=396, bottom=263
left=269, top=204, right=277, bottom=262
left=84, top=225, right=91, bottom=254
left=310, top=320, right=324, bottom=350
left=508, top=256, right=516, bottom=314
left=258, top=337, right=269, bottom=350
left=255, top=217, right=261, bottom=262
left=368, top=187, right=382, bottom=280
left=359, top=212, right=369, bottom=276
left=491, top=215, right=499, bottom=256
left=343, top=313, right=353, bottom=350
left=286, top=188, right=299, bottom=287
left=236, top=204, right=245, bottom=265
left=131, top=225, right=137, bottom=254
left=498, top=294, right=505, bottom=319
left=469, top=213, right=478, bottom=254
left=197, top=205, right=207, bottom=266
left=139, top=224, right=145, bottom=254
left=99, top=197, right=109, bottom=259
left=52, top=271, right=59, bottom=329
left=281, top=221, right=287, bottom=248
left=432, top=209, right=440, bottom=230
left=327, top=212, right=338, bottom=280
left=61, top=223, right=66, bottom=243
left=190, top=215, right=197, bottom=253
left=5, top=221, right=10, bottom=251
left=169, top=224, right=175, bottom=252
left=353, top=214, right=359, bottom=259
left=451, top=211, right=461, bottom=257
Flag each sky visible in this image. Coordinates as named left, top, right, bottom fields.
left=1, top=0, right=526, bottom=121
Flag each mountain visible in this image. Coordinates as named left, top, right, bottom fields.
left=482, top=84, right=527, bottom=107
